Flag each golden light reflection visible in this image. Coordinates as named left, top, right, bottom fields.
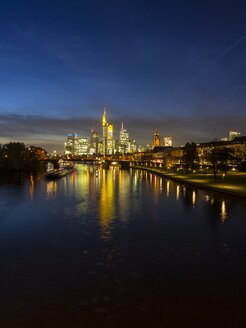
left=75, top=165, right=90, bottom=196
left=29, top=175, right=34, bottom=200
left=133, top=170, right=138, bottom=189
left=220, top=200, right=228, bottom=223
left=118, top=170, right=130, bottom=221
left=148, top=173, right=151, bottom=186
left=152, top=175, right=160, bottom=203
left=99, top=169, right=115, bottom=239
left=46, top=181, right=57, bottom=198
left=176, top=185, right=180, bottom=200
left=166, top=181, right=170, bottom=197
left=71, top=169, right=76, bottom=192
left=153, top=175, right=157, bottom=189
left=192, top=191, right=196, bottom=207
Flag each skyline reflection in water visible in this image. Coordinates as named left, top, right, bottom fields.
left=42, top=165, right=241, bottom=227
left=0, top=164, right=246, bottom=327
left=21, top=165, right=239, bottom=232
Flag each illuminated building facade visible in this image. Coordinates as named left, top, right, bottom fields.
left=119, top=122, right=129, bottom=154
left=152, top=128, right=161, bottom=148
left=107, top=124, right=114, bottom=155
left=90, top=129, right=99, bottom=154
left=229, top=131, right=240, bottom=141
left=138, top=145, right=145, bottom=152
left=98, top=141, right=103, bottom=155
left=129, top=139, right=137, bottom=153
left=64, top=134, right=89, bottom=155
left=102, top=109, right=114, bottom=155
left=78, top=137, right=89, bottom=155
left=65, top=133, right=78, bottom=156
left=164, top=136, right=173, bottom=147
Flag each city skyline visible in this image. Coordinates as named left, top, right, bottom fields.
left=0, top=1, right=246, bottom=151
left=0, top=108, right=244, bottom=153
left=62, top=110, right=241, bottom=156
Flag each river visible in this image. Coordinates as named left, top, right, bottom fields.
left=0, top=164, right=246, bottom=327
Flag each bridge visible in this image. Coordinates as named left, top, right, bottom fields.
left=40, top=157, right=131, bottom=169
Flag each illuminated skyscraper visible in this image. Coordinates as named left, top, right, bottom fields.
left=64, top=133, right=89, bottom=156
left=90, top=129, right=99, bottom=154
left=119, top=122, right=129, bottom=154
left=152, top=128, right=160, bottom=148
left=102, top=109, right=114, bottom=155
left=64, top=133, right=78, bottom=156
left=102, top=109, right=108, bottom=155
left=78, top=137, right=89, bottom=155
left=107, top=124, right=113, bottom=155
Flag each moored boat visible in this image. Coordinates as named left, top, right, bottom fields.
left=45, top=162, right=75, bottom=179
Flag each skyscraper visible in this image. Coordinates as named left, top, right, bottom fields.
left=64, top=133, right=78, bottom=156
left=107, top=124, right=113, bottom=155
left=102, top=109, right=114, bottom=155
left=152, top=128, right=160, bottom=148
left=64, top=133, right=89, bottom=156
left=90, top=129, right=99, bottom=154
left=119, top=122, right=129, bottom=154
left=78, top=137, right=89, bottom=155
left=102, top=109, right=108, bottom=155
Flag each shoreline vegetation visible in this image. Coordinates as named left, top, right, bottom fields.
left=0, top=142, right=47, bottom=175
left=132, top=166, right=246, bottom=199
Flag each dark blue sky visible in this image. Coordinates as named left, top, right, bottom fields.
left=0, top=0, right=246, bottom=151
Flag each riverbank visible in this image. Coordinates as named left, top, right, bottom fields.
left=132, top=166, right=246, bottom=199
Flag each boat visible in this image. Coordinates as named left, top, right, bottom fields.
left=45, top=168, right=71, bottom=179
left=45, top=162, right=74, bottom=179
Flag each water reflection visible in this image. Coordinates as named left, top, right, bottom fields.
left=42, top=166, right=242, bottom=228
left=29, top=175, right=34, bottom=200
left=118, top=170, right=130, bottom=221
left=130, top=169, right=237, bottom=223
left=41, top=165, right=241, bottom=232
left=166, top=181, right=170, bottom=197
left=220, top=200, right=228, bottom=223
left=192, top=191, right=196, bottom=207
left=46, top=181, right=57, bottom=199
left=176, top=185, right=180, bottom=200
left=1, top=164, right=246, bottom=327
left=100, top=168, right=115, bottom=239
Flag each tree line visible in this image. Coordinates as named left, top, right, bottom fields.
left=182, top=142, right=245, bottom=177
left=0, top=142, right=47, bottom=173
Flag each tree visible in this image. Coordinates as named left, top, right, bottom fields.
left=0, top=142, right=47, bottom=173
left=2, top=142, right=26, bottom=172
left=207, top=147, right=235, bottom=177
left=182, top=142, right=199, bottom=170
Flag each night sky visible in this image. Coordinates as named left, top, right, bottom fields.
left=0, top=0, right=246, bottom=151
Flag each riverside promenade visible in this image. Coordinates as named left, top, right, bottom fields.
left=132, top=166, right=246, bottom=199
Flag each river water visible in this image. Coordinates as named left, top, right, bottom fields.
left=0, top=164, right=246, bottom=327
